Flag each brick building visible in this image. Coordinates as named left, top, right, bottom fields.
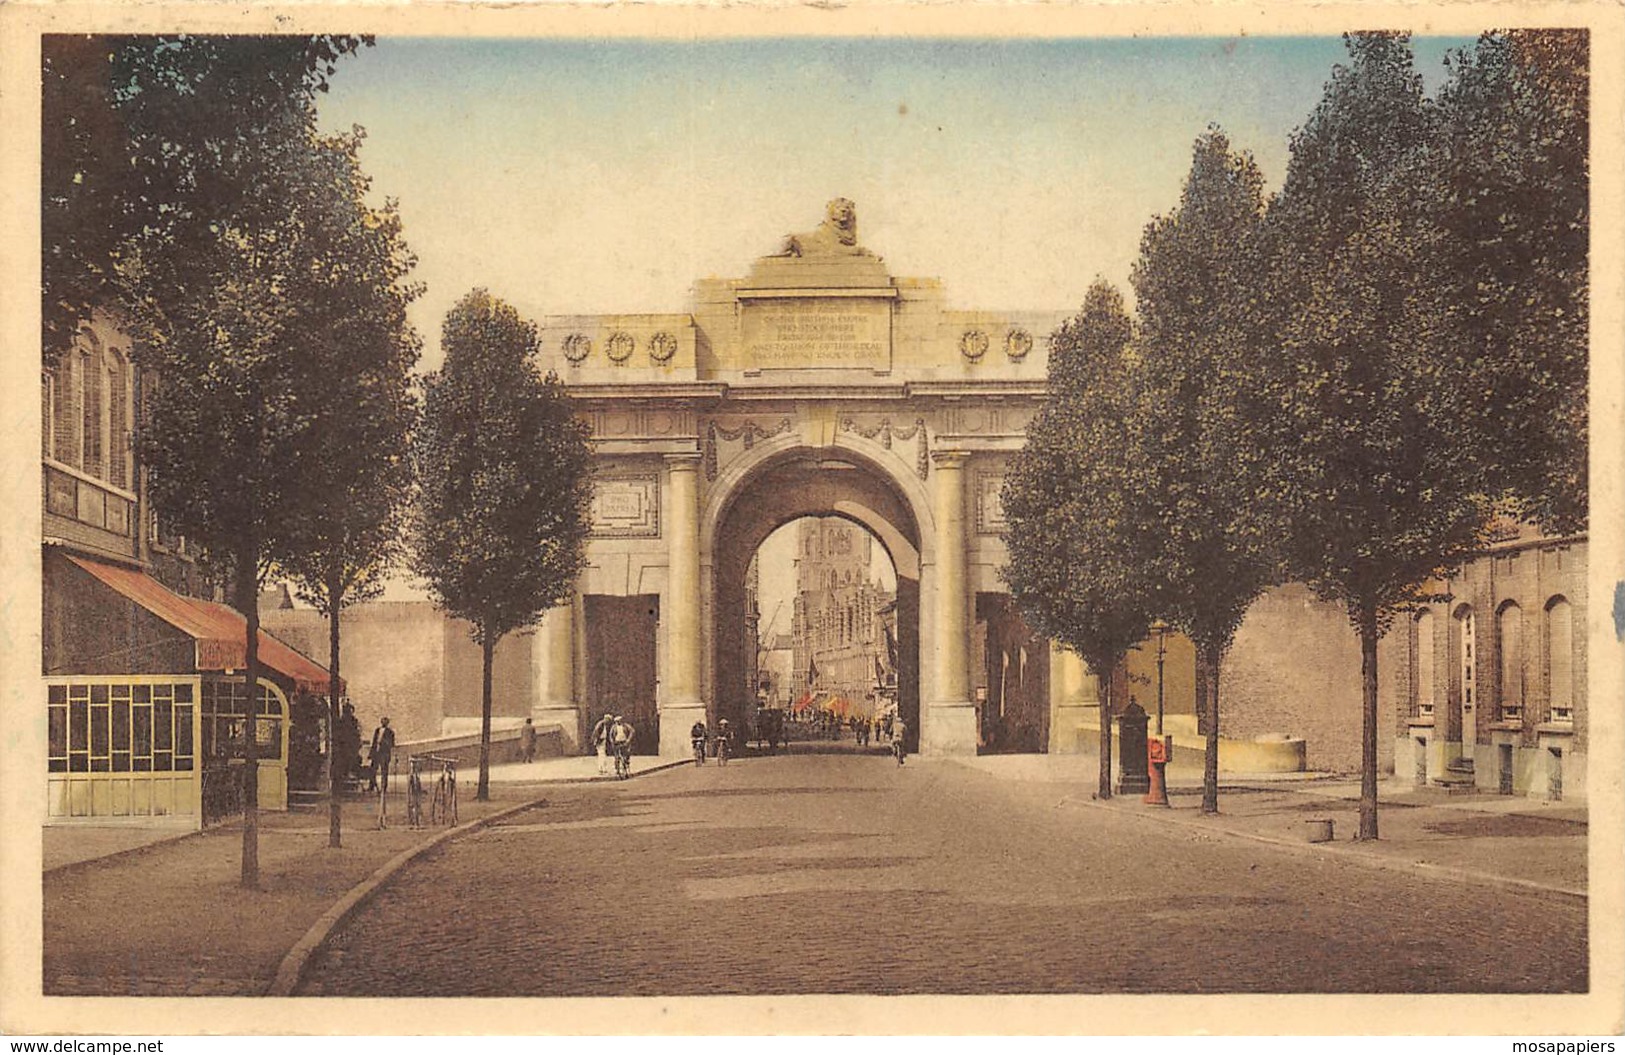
left=41, top=310, right=339, bottom=826
left=1221, top=525, right=1588, bottom=801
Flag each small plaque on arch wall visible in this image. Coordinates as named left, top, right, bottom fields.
left=590, top=474, right=660, bottom=538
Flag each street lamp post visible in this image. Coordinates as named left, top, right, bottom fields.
left=1151, top=619, right=1169, bottom=736
left=1144, top=619, right=1172, bottom=807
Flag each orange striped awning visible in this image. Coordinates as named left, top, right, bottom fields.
left=66, top=555, right=343, bottom=695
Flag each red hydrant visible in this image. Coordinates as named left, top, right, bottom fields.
left=1144, top=735, right=1172, bottom=807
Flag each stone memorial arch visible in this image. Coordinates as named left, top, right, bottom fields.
left=528, top=201, right=1099, bottom=757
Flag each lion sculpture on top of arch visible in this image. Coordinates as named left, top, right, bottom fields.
left=777, top=197, right=877, bottom=258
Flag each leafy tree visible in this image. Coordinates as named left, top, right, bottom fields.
left=42, top=34, right=366, bottom=363
left=1002, top=279, right=1156, bottom=799
left=1129, top=126, right=1279, bottom=814
left=271, top=131, right=421, bottom=850
left=1265, top=33, right=1491, bottom=840
left=411, top=290, right=593, bottom=801
left=1423, top=30, right=1589, bottom=532
left=114, top=38, right=370, bottom=887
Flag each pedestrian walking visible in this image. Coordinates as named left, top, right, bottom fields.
left=520, top=717, right=537, bottom=764
left=890, top=717, right=907, bottom=766
left=368, top=715, right=396, bottom=790
left=591, top=711, right=614, bottom=775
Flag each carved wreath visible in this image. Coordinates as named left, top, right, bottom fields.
left=960, top=329, right=989, bottom=362
left=606, top=332, right=635, bottom=364
left=562, top=333, right=592, bottom=364
left=1005, top=328, right=1033, bottom=361
left=648, top=332, right=677, bottom=364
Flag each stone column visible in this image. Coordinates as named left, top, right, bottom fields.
left=660, top=453, right=706, bottom=756
left=923, top=450, right=976, bottom=754
left=531, top=598, right=583, bottom=754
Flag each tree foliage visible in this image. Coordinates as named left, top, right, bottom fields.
left=42, top=34, right=367, bottom=363
left=1001, top=279, right=1155, bottom=798
left=1423, top=30, right=1589, bottom=532
left=1129, top=126, right=1278, bottom=813
left=411, top=290, right=593, bottom=799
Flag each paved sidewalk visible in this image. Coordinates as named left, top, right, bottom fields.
left=42, top=756, right=689, bottom=996
left=943, top=753, right=1588, bottom=897
left=42, top=752, right=679, bottom=873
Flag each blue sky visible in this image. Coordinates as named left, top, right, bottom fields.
left=316, top=35, right=1475, bottom=371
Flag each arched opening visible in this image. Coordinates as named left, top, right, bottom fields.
left=1452, top=604, right=1477, bottom=759
left=1496, top=600, right=1525, bottom=723
left=708, top=447, right=922, bottom=755
left=1545, top=596, right=1574, bottom=724
left=1414, top=609, right=1436, bottom=718
left=743, top=516, right=902, bottom=753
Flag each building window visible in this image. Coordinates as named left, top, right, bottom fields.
left=108, top=350, right=129, bottom=489
left=41, top=371, right=54, bottom=459
left=1414, top=609, right=1435, bottom=717
left=80, top=349, right=103, bottom=479
left=200, top=678, right=286, bottom=762
left=54, top=353, right=80, bottom=468
left=1546, top=597, right=1574, bottom=724
left=1455, top=605, right=1476, bottom=745
left=1496, top=601, right=1524, bottom=722
left=47, top=681, right=196, bottom=774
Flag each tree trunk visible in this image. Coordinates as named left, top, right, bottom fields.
left=236, top=551, right=261, bottom=889
left=1097, top=663, right=1113, bottom=799
left=478, top=630, right=494, bottom=802
left=1202, top=644, right=1221, bottom=815
left=1358, top=598, right=1381, bottom=841
left=327, top=571, right=344, bottom=850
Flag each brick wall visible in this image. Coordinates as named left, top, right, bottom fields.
left=1221, top=583, right=1401, bottom=774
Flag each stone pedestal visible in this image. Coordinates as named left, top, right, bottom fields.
left=660, top=454, right=704, bottom=757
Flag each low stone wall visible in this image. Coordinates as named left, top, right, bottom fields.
left=1054, top=707, right=1307, bottom=773
left=398, top=724, right=565, bottom=769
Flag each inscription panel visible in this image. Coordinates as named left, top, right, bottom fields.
left=590, top=473, right=660, bottom=538
left=742, top=297, right=890, bottom=369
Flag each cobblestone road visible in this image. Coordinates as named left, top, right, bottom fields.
left=298, top=755, right=1586, bottom=996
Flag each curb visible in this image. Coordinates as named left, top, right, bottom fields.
left=265, top=757, right=687, bottom=996
left=44, top=827, right=204, bottom=878
left=1058, top=794, right=1587, bottom=903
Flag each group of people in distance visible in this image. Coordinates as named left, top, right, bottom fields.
left=590, top=712, right=637, bottom=778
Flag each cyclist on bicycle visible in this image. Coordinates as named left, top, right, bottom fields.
left=610, top=715, right=635, bottom=778
left=891, top=718, right=907, bottom=766
left=690, top=719, right=708, bottom=765
left=714, top=717, right=732, bottom=765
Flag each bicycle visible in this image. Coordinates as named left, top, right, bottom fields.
left=429, top=756, right=458, bottom=826
left=405, top=758, right=426, bottom=828
left=714, top=735, right=731, bottom=767
left=692, top=738, right=707, bottom=766
left=892, top=738, right=906, bottom=766
left=614, top=744, right=632, bottom=779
